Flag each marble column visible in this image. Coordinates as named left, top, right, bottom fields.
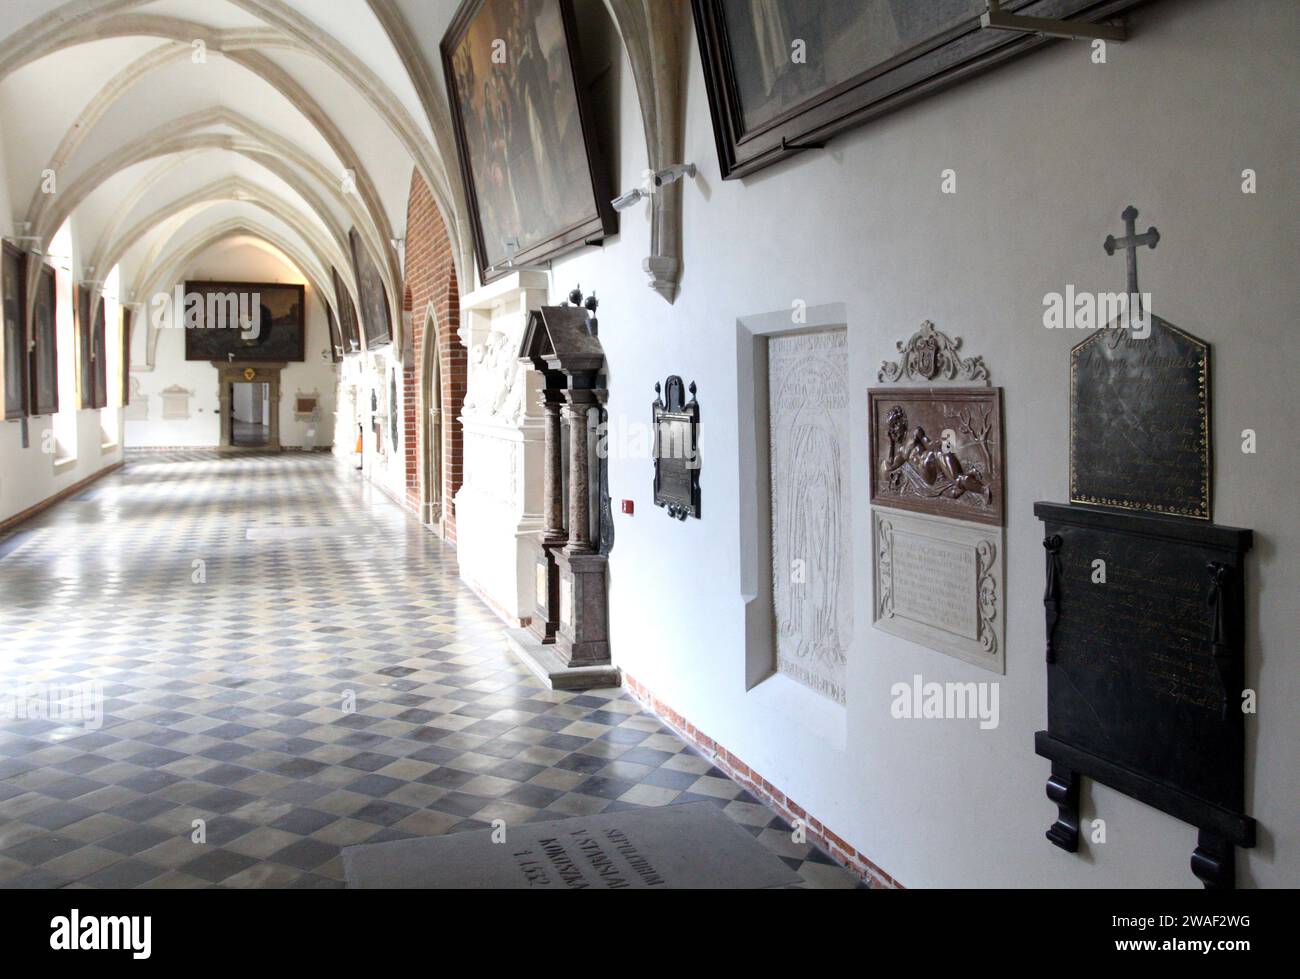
left=563, top=397, right=592, bottom=555
left=542, top=391, right=565, bottom=545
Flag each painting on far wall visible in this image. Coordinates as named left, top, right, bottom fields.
left=348, top=229, right=391, bottom=349
left=441, top=0, right=616, bottom=284
left=693, top=0, right=1148, bottom=178
left=2, top=242, right=26, bottom=420
left=120, top=306, right=132, bottom=407
left=331, top=265, right=362, bottom=354
left=182, top=280, right=305, bottom=362
left=75, top=286, right=107, bottom=410
left=29, top=264, right=58, bottom=416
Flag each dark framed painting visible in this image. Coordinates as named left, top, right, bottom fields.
left=75, top=282, right=94, bottom=408
left=29, top=263, right=58, bottom=416
left=348, top=229, right=391, bottom=349
left=2, top=242, right=27, bottom=419
left=693, top=0, right=1149, bottom=178
left=868, top=387, right=1005, bottom=526
left=325, top=303, right=343, bottom=363
left=183, top=280, right=305, bottom=362
left=331, top=265, right=361, bottom=354
left=120, top=306, right=132, bottom=407
left=442, top=0, right=617, bottom=284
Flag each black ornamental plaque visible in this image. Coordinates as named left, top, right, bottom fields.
left=652, top=376, right=700, bottom=520
left=1069, top=205, right=1212, bottom=520
left=1070, top=320, right=1210, bottom=520
left=1035, top=503, right=1253, bottom=888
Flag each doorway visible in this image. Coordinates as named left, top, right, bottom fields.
left=231, top=381, right=270, bottom=447
left=215, top=362, right=283, bottom=450
left=420, top=312, right=444, bottom=531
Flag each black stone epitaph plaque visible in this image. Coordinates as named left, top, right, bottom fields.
left=1070, top=318, right=1210, bottom=520
left=652, top=376, right=700, bottom=520
left=1035, top=503, right=1254, bottom=888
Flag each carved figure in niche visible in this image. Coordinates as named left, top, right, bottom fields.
left=880, top=405, right=992, bottom=504
left=782, top=407, right=848, bottom=671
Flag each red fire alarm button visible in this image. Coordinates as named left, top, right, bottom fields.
left=621, top=500, right=634, bottom=515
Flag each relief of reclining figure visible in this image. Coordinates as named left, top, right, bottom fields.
left=880, top=405, right=992, bottom=505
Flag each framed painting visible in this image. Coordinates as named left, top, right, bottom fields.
left=868, top=387, right=1005, bottom=526
left=76, top=284, right=95, bottom=405
left=347, top=230, right=391, bottom=349
left=442, top=0, right=616, bottom=284
left=29, top=263, right=58, bottom=416
left=120, top=306, right=132, bottom=407
left=693, top=0, right=1149, bottom=179
left=183, top=281, right=305, bottom=362
left=2, top=242, right=26, bottom=419
left=331, top=265, right=361, bottom=354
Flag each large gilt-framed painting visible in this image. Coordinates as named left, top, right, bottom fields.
left=29, top=263, right=58, bottom=416
left=693, top=0, right=1148, bottom=178
left=347, top=230, right=391, bottom=349
left=330, top=265, right=361, bottom=355
left=442, top=0, right=616, bottom=284
left=183, top=280, right=305, bottom=362
left=2, top=242, right=26, bottom=419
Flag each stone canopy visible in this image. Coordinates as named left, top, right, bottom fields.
left=518, top=305, right=605, bottom=379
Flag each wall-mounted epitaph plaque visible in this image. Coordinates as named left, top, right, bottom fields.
left=652, top=376, right=700, bottom=520
left=869, top=387, right=1004, bottom=526
left=1034, top=502, right=1254, bottom=888
left=1070, top=321, right=1210, bottom=519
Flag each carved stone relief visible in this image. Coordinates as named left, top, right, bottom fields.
left=768, top=329, right=851, bottom=706
left=463, top=329, right=524, bottom=424
left=878, top=320, right=989, bottom=385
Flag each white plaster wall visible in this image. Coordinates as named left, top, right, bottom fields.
left=540, top=0, right=1298, bottom=888
left=125, top=241, right=338, bottom=448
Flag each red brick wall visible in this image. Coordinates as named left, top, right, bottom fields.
left=402, top=169, right=464, bottom=543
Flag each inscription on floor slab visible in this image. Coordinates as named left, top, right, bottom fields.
left=342, top=802, right=801, bottom=889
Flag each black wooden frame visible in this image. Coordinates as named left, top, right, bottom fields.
left=2, top=242, right=27, bottom=420
left=693, top=0, right=1151, bottom=179
left=441, top=0, right=617, bottom=285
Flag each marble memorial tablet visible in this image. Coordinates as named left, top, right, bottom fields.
left=872, top=507, right=1004, bottom=674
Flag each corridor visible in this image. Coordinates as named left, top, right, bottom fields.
left=0, top=452, right=857, bottom=889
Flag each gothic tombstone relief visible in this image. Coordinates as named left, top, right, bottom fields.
left=768, top=329, right=851, bottom=706
left=652, top=376, right=700, bottom=519
left=873, top=509, right=1003, bottom=673
left=869, top=387, right=1004, bottom=526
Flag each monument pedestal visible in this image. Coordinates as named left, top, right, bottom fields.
left=553, top=549, right=610, bottom=667
left=503, top=628, right=620, bottom=691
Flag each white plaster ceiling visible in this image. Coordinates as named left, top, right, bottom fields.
left=0, top=0, right=470, bottom=352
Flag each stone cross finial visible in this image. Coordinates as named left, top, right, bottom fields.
left=1103, top=204, right=1160, bottom=295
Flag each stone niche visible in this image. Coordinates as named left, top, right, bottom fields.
left=452, top=271, right=549, bottom=623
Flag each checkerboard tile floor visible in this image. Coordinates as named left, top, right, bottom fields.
left=0, top=451, right=860, bottom=889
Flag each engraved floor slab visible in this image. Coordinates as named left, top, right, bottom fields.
left=343, top=801, right=801, bottom=889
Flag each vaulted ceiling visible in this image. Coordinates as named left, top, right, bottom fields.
left=0, top=0, right=472, bottom=348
